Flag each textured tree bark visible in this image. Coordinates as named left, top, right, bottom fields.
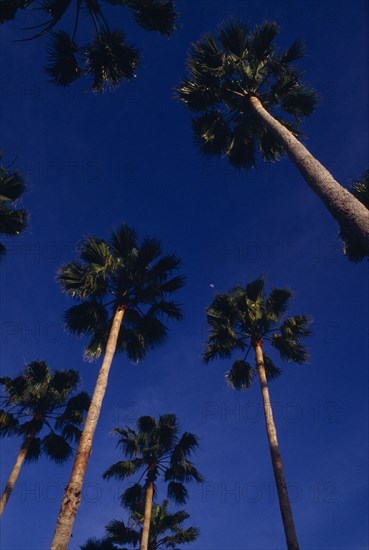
left=50, top=306, right=126, bottom=550
left=254, top=342, right=299, bottom=550
left=249, top=95, right=369, bottom=254
left=140, top=480, right=154, bottom=550
left=0, top=430, right=35, bottom=516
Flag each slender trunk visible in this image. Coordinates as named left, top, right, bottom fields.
left=254, top=342, right=299, bottom=550
left=50, top=306, right=126, bottom=550
left=140, top=480, right=154, bottom=550
left=0, top=430, right=35, bottom=516
left=248, top=95, right=369, bottom=254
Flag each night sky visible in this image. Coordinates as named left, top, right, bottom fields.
left=0, top=1, right=368, bottom=549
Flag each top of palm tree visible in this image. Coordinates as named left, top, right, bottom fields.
left=81, top=499, right=199, bottom=550
left=0, top=153, right=28, bottom=259
left=340, top=169, right=369, bottom=262
left=1, top=0, right=177, bottom=92
left=177, top=19, right=318, bottom=169
left=58, top=224, right=185, bottom=362
left=103, top=414, right=203, bottom=507
left=204, top=277, right=311, bottom=390
left=0, top=360, right=90, bottom=462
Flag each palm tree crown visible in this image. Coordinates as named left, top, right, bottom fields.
left=58, top=224, right=185, bottom=363
left=0, top=0, right=177, bottom=92
left=178, top=20, right=318, bottom=168
left=0, top=360, right=90, bottom=462
left=81, top=499, right=199, bottom=550
left=103, top=414, right=203, bottom=507
left=204, top=277, right=311, bottom=388
left=340, top=170, right=369, bottom=262
left=0, top=154, right=28, bottom=258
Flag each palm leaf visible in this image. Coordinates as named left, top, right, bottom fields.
left=226, top=359, right=254, bottom=390
left=128, top=0, right=177, bottom=36
left=46, top=31, right=81, bottom=86
left=64, top=301, right=108, bottom=336
left=42, top=432, right=73, bottom=463
left=218, top=19, right=248, bottom=57
left=85, top=31, right=140, bottom=93
left=166, top=481, right=188, bottom=504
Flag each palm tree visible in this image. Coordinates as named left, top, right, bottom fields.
left=203, top=277, right=311, bottom=550
left=339, top=170, right=369, bottom=262
left=0, top=153, right=28, bottom=258
left=51, top=225, right=185, bottom=550
left=102, top=414, right=203, bottom=550
left=81, top=499, right=199, bottom=550
left=0, top=0, right=177, bottom=92
left=0, top=361, right=90, bottom=516
left=177, top=20, right=369, bottom=253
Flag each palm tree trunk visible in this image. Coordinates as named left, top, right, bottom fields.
left=254, top=341, right=299, bottom=550
left=0, top=431, right=35, bottom=516
left=50, top=305, right=126, bottom=550
left=140, top=480, right=154, bottom=550
left=248, top=95, right=369, bottom=254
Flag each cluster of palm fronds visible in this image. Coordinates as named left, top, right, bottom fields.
left=177, top=21, right=318, bottom=169
left=0, top=153, right=28, bottom=258
left=0, top=0, right=177, bottom=91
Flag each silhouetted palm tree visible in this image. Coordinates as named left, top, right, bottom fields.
left=103, top=414, right=203, bottom=550
left=0, top=0, right=177, bottom=92
left=0, top=361, right=90, bottom=515
left=51, top=225, right=185, bottom=550
left=340, top=170, right=369, bottom=262
left=81, top=499, right=199, bottom=550
left=178, top=20, right=369, bottom=253
left=204, top=277, right=311, bottom=550
left=0, top=154, right=27, bottom=258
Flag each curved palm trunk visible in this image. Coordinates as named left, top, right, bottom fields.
left=254, top=342, right=299, bottom=550
left=50, top=305, right=126, bottom=550
left=0, top=430, right=35, bottom=516
left=249, top=95, right=369, bottom=254
left=140, top=480, right=154, bottom=550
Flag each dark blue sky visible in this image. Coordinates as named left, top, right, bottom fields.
left=0, top=1, right=368, bottom=549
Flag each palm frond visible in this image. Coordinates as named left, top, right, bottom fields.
left=103, top=460, right=142, bottom=480
left=64, top=301, right=108, bottom=336
left=128, top=0, right=177, bottom=36
left=218, top=19, right=248, bottom=57
left=226, top=359, right=254, bottom=390
left=46, top=31, right=81, bottom=86
left=263, top=354, right=282, bottom=380
left=24, top=437, right=41, bottom=462
left=167, top=481, right=188, bottom=504
left=250, top=21, right=279, bottom=62
left=105, top=519, right=140, bottom=545
left=85, top=31, right=140, bottom=93
left=41, top=432, right=73, bottom=463
left=279, top=38, right=305, bottom=64
left=265, top=287, right=292, bottom=321
left=192, top=111, right=229, bottom=157
left=271, top=333, right=309, bottom=364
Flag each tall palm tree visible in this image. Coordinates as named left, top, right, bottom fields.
left=204, top=277, right=311, bottom=550
left=102, top=414, right=203, bottom=550
left=177, top=20, right=369, bottom=253
left=0, top=0, right=177, bottom=92
left=51, top=225, right=185, bottom=550
left=0, top=154, right=28, bottom=258
left=81, top=499, right=199, bottom=550
left=339, top=170, right=369, bottom=262
left=0, top=361, right=90, bottom=516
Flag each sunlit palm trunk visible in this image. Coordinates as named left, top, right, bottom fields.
left=50, top=305, right=126, bottom=550
left=254, top=342, right=299, bottom=550
left=0, top=430, right=35, bottom=516
left=140, top=480, right=154, bottom=550
left=249, top=95, right=369, bottom=254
